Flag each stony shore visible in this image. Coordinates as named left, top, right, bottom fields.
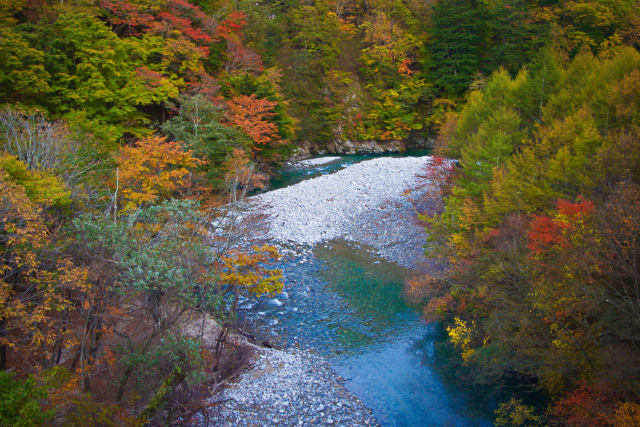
left=209, top=347, right=378, bottom=426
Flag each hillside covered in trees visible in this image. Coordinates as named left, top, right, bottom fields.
left=409, top=46, right=640, bottom=425
left=1, top=0, right=640, bottom=424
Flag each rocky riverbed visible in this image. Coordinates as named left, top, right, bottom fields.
left=203, top=155, right=449, bottom=426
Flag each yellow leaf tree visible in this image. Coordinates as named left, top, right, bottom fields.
left=219, top=244, right=283, bottom=308
left=214, top=244, right=283, bottom=356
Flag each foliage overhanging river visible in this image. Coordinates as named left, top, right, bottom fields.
left=238, top=155, right=493, bottom=426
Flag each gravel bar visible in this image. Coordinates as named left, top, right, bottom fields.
left=293, top=156, right=342, bottom=167
left=209, top=347, right=378, bottom=426
left=253, top=156, right=433, bottom=246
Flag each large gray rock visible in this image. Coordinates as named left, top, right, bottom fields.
left=324, top=139, right=405, bottom=155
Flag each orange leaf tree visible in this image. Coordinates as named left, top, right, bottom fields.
left=116, top=135, right=201, bottom=211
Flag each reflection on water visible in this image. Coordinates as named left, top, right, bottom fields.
left=240, top=240, right=492, bottom=426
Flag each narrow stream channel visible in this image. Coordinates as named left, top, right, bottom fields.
left=239, top=156, right=494, bottom=426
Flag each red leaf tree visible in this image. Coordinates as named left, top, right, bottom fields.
left=225, top=94, right=281, bottom=153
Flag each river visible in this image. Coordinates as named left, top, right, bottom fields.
left=234, top=155, right=494, bottom=426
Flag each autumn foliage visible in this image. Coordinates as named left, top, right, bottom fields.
left=415, top=48, right=640, bottom=424
left=1, top=0, right=640, bottom=423
left=527, top=198, right=595, bottom=255
left=219, top=245, right=283, bottom=306
left=226, top=94, right=282, bottom=152
left=215, top=11, right=248, bottom=40
left=116, top=135, right=201, bottom=210
left=102, top=0, right=215, bottom=45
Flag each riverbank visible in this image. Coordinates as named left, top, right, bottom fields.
left=209, top=347, right=378, bottom=426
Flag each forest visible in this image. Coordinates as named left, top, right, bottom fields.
left=0, top=0, right=639, bottom=424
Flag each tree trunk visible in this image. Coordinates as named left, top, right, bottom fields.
left=0, top=344, right=6, bottom=371
left=137, top=365, right=186, bottom=424
left=1, top=320, right=8, bottom=370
